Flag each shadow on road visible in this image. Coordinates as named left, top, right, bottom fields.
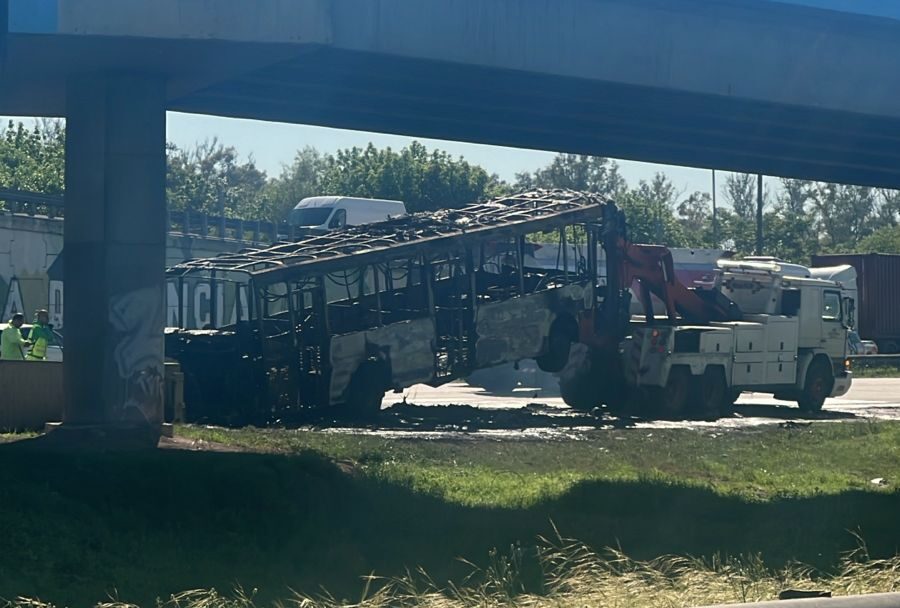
left=733, top=402, right=859, bottom=422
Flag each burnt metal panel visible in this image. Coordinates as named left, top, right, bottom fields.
left=329, top=317, right=436, bottom=403
left=475, top=282, right=592, bottom=367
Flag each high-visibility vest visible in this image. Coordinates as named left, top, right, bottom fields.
left=26, top=324, right=50, bottom=360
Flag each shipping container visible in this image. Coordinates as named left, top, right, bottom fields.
left=812, top=253, right=900, bottom=353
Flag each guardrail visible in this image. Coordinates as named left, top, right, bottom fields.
left=0, top=187, right=289, bottom=244
left=0, top=188, right=65, bottom=217
left=166, top=208, right=278, bottom=243
left=849, top=354, right=900, bottom=369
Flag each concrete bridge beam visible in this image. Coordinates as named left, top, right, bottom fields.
left=62, top=74, right=166, bottom=439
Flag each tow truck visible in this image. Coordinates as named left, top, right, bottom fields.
left=561, top=220, right=855, bottom=419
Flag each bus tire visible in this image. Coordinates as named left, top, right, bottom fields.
left=536, top=316, right=578, bottom=373
left=347, top=360, right=388, bottom=419
left=798, top=357, right=833, bottom=413
left=559, top=373, right=600, bottom=411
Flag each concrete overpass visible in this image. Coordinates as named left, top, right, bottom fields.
left=3, top=0, right=900, bottom=440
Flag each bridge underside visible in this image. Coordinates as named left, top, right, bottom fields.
left=5, top=37, right=900, bottom=189
left=173, top=47, right=900, bottom=189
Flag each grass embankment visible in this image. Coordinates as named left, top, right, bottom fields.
left=853, top=364, right=900, bottom=378
left=0, top=422, right=898, bottom=607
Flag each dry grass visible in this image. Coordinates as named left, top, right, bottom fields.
left=5, top=534, right=898, bottom=608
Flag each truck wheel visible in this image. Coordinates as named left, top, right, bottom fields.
left=798, top=358, right=833, bottom=413
left=690, top=367, right=728, bottom=420
left=725, top=389, right=742, bottom=411
left=650, top=366, right=690, bottom=420
left=559, top=373, right=600, bottom=411
left=347, top=360, right=388, bottom=419
left=536, top=317, right=578, bottom=373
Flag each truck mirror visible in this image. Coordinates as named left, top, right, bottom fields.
left=843, top=297, right=855, bottom=329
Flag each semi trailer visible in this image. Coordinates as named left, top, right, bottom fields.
left=812, top=253, right=900, bottom=353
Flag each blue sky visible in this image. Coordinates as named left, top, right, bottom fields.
left=6, top=111, right=782, bottom=202
left=165, top=112, right=726, bottom=196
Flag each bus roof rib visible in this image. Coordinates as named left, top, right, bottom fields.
left=166, top=190, right=610, bottom=283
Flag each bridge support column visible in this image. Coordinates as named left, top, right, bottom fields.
left=60, top=74, right=167, bottom=445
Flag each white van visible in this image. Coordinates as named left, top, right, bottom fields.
left=289, top=196, right=407, bottom=233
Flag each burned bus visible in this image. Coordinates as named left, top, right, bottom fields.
left=165, top=190, right=614, bottom=425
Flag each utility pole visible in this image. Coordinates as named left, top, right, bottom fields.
left=711, top=169, right=718, bottom=245
left=756, top=174, right=764, bottom=255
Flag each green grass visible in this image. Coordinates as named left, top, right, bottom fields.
left=180, top=421, right=900, bottom=504
left=853, top=364, right=900, bottom=378
left=0, top=422, right=898, bottom=607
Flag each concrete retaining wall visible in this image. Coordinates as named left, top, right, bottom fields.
left=0, top=361, right=63, bottom=430
left=0, top=212, right=251, bottom=329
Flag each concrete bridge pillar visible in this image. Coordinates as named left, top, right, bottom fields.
left=61, top=74, right=166, bottom=444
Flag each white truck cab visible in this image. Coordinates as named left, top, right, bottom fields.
left=289, top=197, right=407, bottom=234
left=622, top=259, right=854, bottom=418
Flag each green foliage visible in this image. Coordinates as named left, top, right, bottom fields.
left=513, top=154, right=626, bottom=198
left=809, top=182, right=877, bottom=251
left=262, top=146, right=326, bottom=222
left=857, top=225, right=900, bottom=254
left=0, top=119, right=65, bottom=195
left=315, top=141, right=501, bottom=213
left=165, top=139, right=269, bottom=219
left=6, top=118, right=900, bottom=259
left=618, top=174, right=686, bottom=246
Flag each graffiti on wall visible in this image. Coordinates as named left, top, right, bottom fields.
left=109, top=286, right=165, bottom=424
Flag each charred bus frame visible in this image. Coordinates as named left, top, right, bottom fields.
left=166, top=190, right=618, bottom=424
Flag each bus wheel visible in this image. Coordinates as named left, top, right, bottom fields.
left=798, top=358, right=833, bottom=413
left=348, top=360, right=388, bottom=419
left=536, top=317, right=578, bottom=373
left=559, top=373, right=600, bottom=411
left=690, top=366, right=727, bottom=420
left=649, top=366, right=690, bottom=420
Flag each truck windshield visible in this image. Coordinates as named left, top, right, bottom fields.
left=290, top=207, right=332, bottom=226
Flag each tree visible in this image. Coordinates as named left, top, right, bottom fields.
left=723, top=173, right=758, bottom=222
left=166, top=139, right=269, bottom=219
left=856, top=225, right=900, bottom=254
left=618, top=173, right=686, bottom=246
left=761, top=178, right=817, bottom=263
left=513, top=154, right=626, bottom=198
left=264, top=147, right=327, bottom=222
left=0, top=119, right=65, bottom=195
left=318, top=141, right=500, bottom=212
left=719, top=173, right=772, bottom=255
left=876, top=189, right=900, bottom=227
left=808, top=182, right=876, bottom=251
left=676, top=191, right=715, bottom=247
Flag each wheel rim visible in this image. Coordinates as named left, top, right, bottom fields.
left=810, top=375, right=826, bottom=400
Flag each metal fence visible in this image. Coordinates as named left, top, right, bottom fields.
left=0, top=187, right=280, bottom=244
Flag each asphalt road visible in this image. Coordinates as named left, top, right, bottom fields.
left=354, top=378, right=900, bottom=438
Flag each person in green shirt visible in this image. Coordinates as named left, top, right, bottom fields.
left=1, top=313, right=31, bottom=360
left=26, top=309, right=55, bottom=361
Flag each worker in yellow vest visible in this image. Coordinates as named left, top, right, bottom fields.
left=1, top=313, right=30, bottom=360
left=26, top=309, right=55, bottom=361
